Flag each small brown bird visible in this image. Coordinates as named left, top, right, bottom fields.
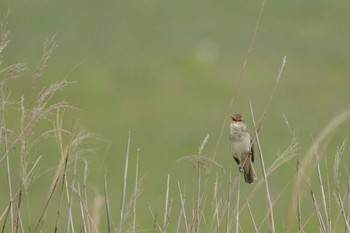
left=229, top=113, right=257, bottom=184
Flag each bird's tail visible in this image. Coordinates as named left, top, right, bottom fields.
left=241, top=154, right=257, bottom=184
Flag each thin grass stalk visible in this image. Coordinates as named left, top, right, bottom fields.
left=225, top=172, right=232, bottom=233
left=287, top=111, right=350, bottom=232
left=195, top=159, right=201, bottom=233
left=194, top=134, right=209, bottom=233
left=334, top=191, right=350, bottom=233
left=14, top=96, right=27, bottom=233
left=31, top=173, right=59, bottom=233
left=1, top=79, right=15, bottom=233
left=132, top=149, right=140, bottom=233
left=163, top=174, right=170, bottom=232
left=103, top=174, right=111, bottom=233
left=43, top=111, right=68, bottom=211
left=66, top=147, right=79, bottom=233
left=296, top=159, right=304, bottom=233
left=227, top=0, right=267, bottom=110
left=1, top=203, right=11, bottom=233
left=147, top=205, right=163, bottom=233
left=238, top=138, right=299, bottom=216
left=256, top=177, right=293, bottom=232
left=83, top=161, right=91, bottom=233
left=347, top=178, right=350, bottom=231
left=326, top=170, right=332, bottom=233
left=117, top=131, right=131, bottom=233
left=16, top=212, right=24, bottom=233
left=211, top=174, right=220, bottom=233
left=332, top=193, right=346, bottom=233
left=333, top=139, right=350, bottom=232
left=234, top=174, right=240, bottom=233
left=216, top=172, right=237, bottom=232
left=53, top=144, right=73, bottom=233
left=249, top=101, right=275, bottom=233
left=177, top=182, right=189, bottom=233
left=317, top=161, right=330, bottom=232
left=247, top=201, right=259, bottom=233
left=175, top=204, right=183, bottom=233
left=77, top=184, right=88, bottom=233
left=5, top=136, right=14, bottom=232
left=310, top=186, right=326, bottom=233
left=255, top=56, right=286, bottom=134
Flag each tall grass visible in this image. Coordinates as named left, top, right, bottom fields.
left=1, top=13, right=350, bottom=233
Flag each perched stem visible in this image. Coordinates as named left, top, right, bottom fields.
left=249, top=101, right=275, bottom=233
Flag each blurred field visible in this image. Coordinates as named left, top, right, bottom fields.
left=1, top=0, right=350, bottom=232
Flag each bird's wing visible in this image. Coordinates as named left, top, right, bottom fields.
left=229, top=138, right=241, bottom=165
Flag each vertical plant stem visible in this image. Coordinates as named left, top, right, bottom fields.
left=247, top=201, right=259, bottom=233
left=296, top=159, right=304, bottom=233
left=177, top=182, right=189, bottom=233
left=212, top=174, right=220, bottom=233
left=77, top=184, right=88, bottom=233
left=249, top=101, right=275, bottom=233
left=104, top=174, right=111, bottom=233
left=118, top=131, right=131, bottom=233
left=317, top=162, right=330, bottom=232
left=163, top=174, right=170, bottom=232
left=235, top=174, right=240, bottom=233
left=132, top=149, right=140, bottom=233
left=66, top=146, right=79, bottom=233
left=195, top=160, right=201, bottom=233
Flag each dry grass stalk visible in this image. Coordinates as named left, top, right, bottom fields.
left=309, top=185, right=327, bottom=232
left=249, top=100, right=275, bottom=233
left=247, top=201, right=259, bottom=233
left=65, top=137, right=80, bottom=233
left=132, top=149, right=140, bottom=233
left=316, top=161, right=331, bottom=232
left=234, top=174, right=240, bottom=233
left=163, top=174, right=171, bottom=232
left=77, top=184, right=88, bottom=233
left=148, top=205, right=163, bottom=233
left=333, top=139, right=350, bottom=233
left=91, top=195, right=104, bottom=233
left=211, top=174, right=221, bottom=232
left=177, top=182, right=190, bottom=233
left=286, top=110, right=350, bottom=232
left=104, top=173, right=112, bottom=233
left=117, top=131, right=131, bottom=233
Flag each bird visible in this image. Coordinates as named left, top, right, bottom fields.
left=229, top=113, right=257, bottom=184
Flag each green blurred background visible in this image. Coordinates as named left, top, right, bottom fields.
left=1, top=0, right=350, bottom=231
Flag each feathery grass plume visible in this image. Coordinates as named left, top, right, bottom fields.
left=0, top=11, right=10, bottom=55
left=0, top=15, right=99, bottom=233
left=0, top=14, right=27, bottom=77
left=286, top=110, right=350, bottom=232
left=30, top=35, right=57, bottom=101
